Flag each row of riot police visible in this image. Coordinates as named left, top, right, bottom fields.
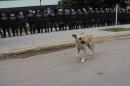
left=25, top=8, right=117, bottom=34
left=118, top=9, right=130, bottom=25
left=0, top=12, right=28, bottom=38
left=1, top=8, right=130, bottom=38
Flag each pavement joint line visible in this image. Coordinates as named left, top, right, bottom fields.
left=0, top=33, right=130, bottom=57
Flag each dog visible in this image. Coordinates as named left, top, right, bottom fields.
left=72, top=33, right=95, bottom=62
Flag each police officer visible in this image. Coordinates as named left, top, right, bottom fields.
left=0, top=13, right=11, bottom=37
left=17, top=12, right=28, bottom=36
left=57, top=9, right=64, bottom=31
left=122, top=9, right=127, bottom=24
left=88, top=8, right=95, bottom=27
left=94, top=8, right=100, bottom=27
left=27, top=10, right=35, bottom=34
left=118, top=10, right=122, bottom=25
left=70, top=9, right=77, bottom=30
left=127, top=9, right=130, bottom=24
left=34, top=10, right=43, bottom=33
left=100, top=8, right=105, bottom=26
left=105, top=8, right=111, bottom=26
left=9, top=13, right=18, bottom=36
left=0, top=16, right=3, bottom=37
left=109, top=9, right=115, bottom=26
left=64, top=9, right=71, bottom=30
left=76, top=9, right=83, bottom=29
left=0, top=26, right=3, bottom=37
left=0, top=28, right=2, bottom=38
left=42, top=10, right=50, bottom=33
left=125, top=9, right=129, bottom=24
left=103, top=8, right=108, bottom=26
left=82, top=8, right=89, bottom=28
left=49, top=10, right=57, bottom=32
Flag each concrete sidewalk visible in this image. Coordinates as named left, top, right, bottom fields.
left=0, top=24, right=130, bottom=56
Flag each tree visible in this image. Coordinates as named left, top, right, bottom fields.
left=58, top=0, right=127, bottom=8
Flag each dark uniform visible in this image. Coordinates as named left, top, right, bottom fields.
left=109, top=9, right=115, bottom=26
left=0, top=27, right=2, bottom=37
left=82, top=8, right=89, bottom=28
left=1, top=13, right=11, bottom=37
left=57, top=9, right=64, bottom=31
left=123, top=9, right=127, bottom=24
left=0, top=15, right=3, bottom=37
left=94, top=8, right=100, bottom=27
left=76, top=9, right=83, bottom=29
left=42, top=10, right=50, bottom=33
left=127, top=10, right=130, bottom=24
left=89, top=9, right=95, bottom=27
left=34, top=10, right=43, bottom=33
left=106, top=9, right=111, bottom=26
left=125, top=9, right=129, bottom=24
left=27, top=10, right=35, bottom=34
left=118, top=10, right=122, bottom=25
left=17, top=12, right=28, bottom=36
left=100, top=9, right=105, bottom=26
left=49, top=10, right=57, bottom=32
left=9, top=13, right=18, bottom=36
left=64, top=9, right=70, bottom=30
left=70, top=9, right=77, bottom=30
left=104, top=9, right=107, bottom=26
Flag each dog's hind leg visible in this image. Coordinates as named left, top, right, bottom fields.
left=89, top=46, right=95, bottom=56
left=89, top=42, right=95, bottom=56
left=89, top=50, right=94, bottom=56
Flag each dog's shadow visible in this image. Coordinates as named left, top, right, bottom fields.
left=86, top=55, right=95, bottom=61
left=77, top=55, right=94, bottom=62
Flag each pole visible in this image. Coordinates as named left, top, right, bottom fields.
left=115, top=4, right=118, bottom=28
left=40, top=0, right=41, bottom=6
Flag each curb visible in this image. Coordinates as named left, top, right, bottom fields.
left=95, top=33, right=130, bottom=43
left=0, top=33, right=130, bottom=57
left=0, top=43, right=75, bottom=57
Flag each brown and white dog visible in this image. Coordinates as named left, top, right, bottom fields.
left=72, top=33, right=95, bottom=62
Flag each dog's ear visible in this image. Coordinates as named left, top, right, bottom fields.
left=72, top=34, right=77, bottom=38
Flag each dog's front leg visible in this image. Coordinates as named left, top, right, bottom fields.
left=81, top=48, right=86, bottom=62
left=76, top=47, right=80, bottom=57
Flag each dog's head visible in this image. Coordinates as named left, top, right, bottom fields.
left=72, top=34, right=77, bottom=39
left=72, top=34, right=85, bottom=44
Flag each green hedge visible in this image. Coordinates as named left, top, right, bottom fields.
left=101, top=28, right=130, bottom=32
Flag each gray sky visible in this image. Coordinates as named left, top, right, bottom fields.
left=0, top=0, right=60, bottom=8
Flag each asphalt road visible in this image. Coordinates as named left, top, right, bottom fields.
left=0, top=39, right=130, bottom=86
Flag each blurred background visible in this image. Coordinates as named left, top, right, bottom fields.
left=0, top=0, right=60, bottom=8
left=0, top=0, right=128, bottom=9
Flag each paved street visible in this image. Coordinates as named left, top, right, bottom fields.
left=0, top=38, right=130, bottom=86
